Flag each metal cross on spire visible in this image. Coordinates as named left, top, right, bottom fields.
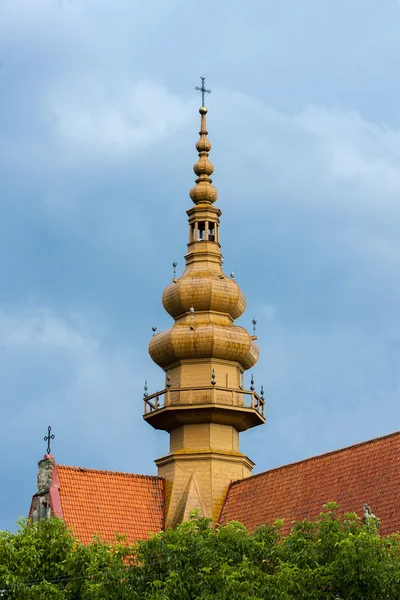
left=44, top=425, right=55, bottom=454
left=195, top=76, right=211, bottom=107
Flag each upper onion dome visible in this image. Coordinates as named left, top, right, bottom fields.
left=163, top=268, right=246, bottom=320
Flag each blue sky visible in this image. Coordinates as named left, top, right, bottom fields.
left=2, top=0, right=400, bottom=531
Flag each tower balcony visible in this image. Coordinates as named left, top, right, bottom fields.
left=143, top=385, right=265, bottom=432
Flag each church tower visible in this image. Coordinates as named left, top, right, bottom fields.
left=143, top=81, right=265, bottom=527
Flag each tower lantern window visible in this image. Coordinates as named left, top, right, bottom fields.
left=197, top=222, right=206, bottom=241
left=209, top=223, right=215, bottom=242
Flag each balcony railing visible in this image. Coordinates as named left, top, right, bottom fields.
left=143, top=385, right=265, bottom=419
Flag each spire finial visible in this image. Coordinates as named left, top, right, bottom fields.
left=190, top=76, right=218, bottom=205
left=195, top=76, right=211, bottom=107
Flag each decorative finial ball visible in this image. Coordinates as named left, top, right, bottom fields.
left=152, top=325, right=157, bottom=333
left=189, top=306, right=195, bottom=314
left=172, top=261, right=177, bottom=268
left=230, top=272, right=235, bottom=279
left=199, top=106, right=208, bottom=115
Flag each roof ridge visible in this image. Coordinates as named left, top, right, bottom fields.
left=231, top=429, right=400, bottom=488
left=56, top=464, right=163, bottom=480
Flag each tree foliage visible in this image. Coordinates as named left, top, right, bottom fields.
left=1, top=503, right=400, bottom=599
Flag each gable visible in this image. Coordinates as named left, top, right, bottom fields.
left=219, top=431, right=400, bottom=535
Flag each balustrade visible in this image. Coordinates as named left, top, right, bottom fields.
left=143, top=385, right=265, bottom=418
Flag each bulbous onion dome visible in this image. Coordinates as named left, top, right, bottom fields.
left=162, top=269, right=246, bottom=321
left=149, top=319, right=259, bottom=371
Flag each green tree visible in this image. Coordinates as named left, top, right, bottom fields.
left=1, top=504, right=400, bottom=599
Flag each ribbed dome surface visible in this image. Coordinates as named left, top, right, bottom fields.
left=149, top=320, right=259, bottom=371
left=163, top=268, right=246, bottom=320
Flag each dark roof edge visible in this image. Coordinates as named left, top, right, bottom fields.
left=56, top=464, right=163, bottom=480
left=218, top=480, right=234, bottom=524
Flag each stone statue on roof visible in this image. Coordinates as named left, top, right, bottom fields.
left=363, top=503, right=380, bottom=530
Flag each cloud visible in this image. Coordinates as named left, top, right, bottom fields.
left=0, top=308, right=87, bottom=349
left=2, top=0, right=400, bottom=534
left=213, top=94, right=400, bottom=212
left=0, top=306, right=159, bottom=472
left=242, top=318, right=400, bottom=468
left=0, top=303, right=168, bottom=529
left=49, top=80, right=196, bottom=154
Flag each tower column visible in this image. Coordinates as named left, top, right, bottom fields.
left=157, top=441, right=254, bottom=528
left=144, top=79, right=265, bottom=527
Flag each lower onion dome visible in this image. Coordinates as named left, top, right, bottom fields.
left=149, top=322, right=259, bottom=371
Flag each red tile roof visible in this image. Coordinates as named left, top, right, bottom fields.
left=219, top=431, right=400, bottom=536
left=56, top=465, right=164, bottom=544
